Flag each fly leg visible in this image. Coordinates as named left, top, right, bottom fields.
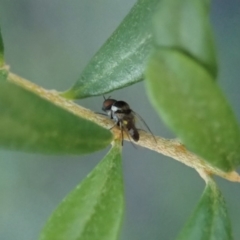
left=119, top=122, right=124, bottom=146
left=109, top=122, right=117, bottom=130
left=121, top=123, right=137, bottom=149
left=96, top=112, right=108, bottom=116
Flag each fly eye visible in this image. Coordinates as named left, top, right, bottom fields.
left=102, top=99, right=117, bottom=112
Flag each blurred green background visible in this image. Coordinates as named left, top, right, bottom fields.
left=0, top=0, right=239, bottom=239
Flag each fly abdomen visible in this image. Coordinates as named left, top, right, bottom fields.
left=128, top=127, right=139, bottom=142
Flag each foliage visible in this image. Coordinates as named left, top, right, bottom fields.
left=0, top=73, right=112, bottom=154
left=0, top=0, right=239, bottom=239
left=40, top=143, right=123, bottom=240
left=176, top=180, right=233, bottom=240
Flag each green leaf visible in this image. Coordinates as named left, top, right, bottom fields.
left=176, top=180, right=233, bottom=240
left=152, top=0, right=217, bottom=78
left=0, top=26, right=4, bottom=67
left=0, top=68, right=8, bottom=80
left=146, top=49, right=240, bottom=172
left=62, top=0, right=160, bottom=99
left=0, top=72, right=112, bottom=154
left=39, top=142, right=124, bottom=240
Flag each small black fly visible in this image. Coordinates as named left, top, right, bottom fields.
left=102, top=97, right=155, bottom=145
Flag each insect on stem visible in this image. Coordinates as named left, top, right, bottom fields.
left=102, top=97, right=155, bottom=146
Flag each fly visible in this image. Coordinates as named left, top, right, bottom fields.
left=102, top=97, right=155, bottom=145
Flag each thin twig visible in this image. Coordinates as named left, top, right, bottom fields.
left=8, top=71, right=240, bottom=183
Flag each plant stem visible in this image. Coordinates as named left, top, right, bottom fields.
left=8, top=70, right=240, bottom=183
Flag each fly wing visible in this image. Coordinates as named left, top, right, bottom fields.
left=132, top=110, right=157, bottom=143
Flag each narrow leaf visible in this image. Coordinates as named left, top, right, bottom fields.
left=176, top=180, right=233, bottom=240
left=152, top=0, right=217, bottom=78
left=62, top=0, right=160, bottom=99
left=40, top=142, right=124, bottom=240
left=0, top=72, right=112, bottom=154
left=0, top=26, right=4, bottom=66
left=146, top=49, right=240, bottom=172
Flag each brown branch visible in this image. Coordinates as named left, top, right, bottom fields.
left=8, top=71, right=240, bottom=183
